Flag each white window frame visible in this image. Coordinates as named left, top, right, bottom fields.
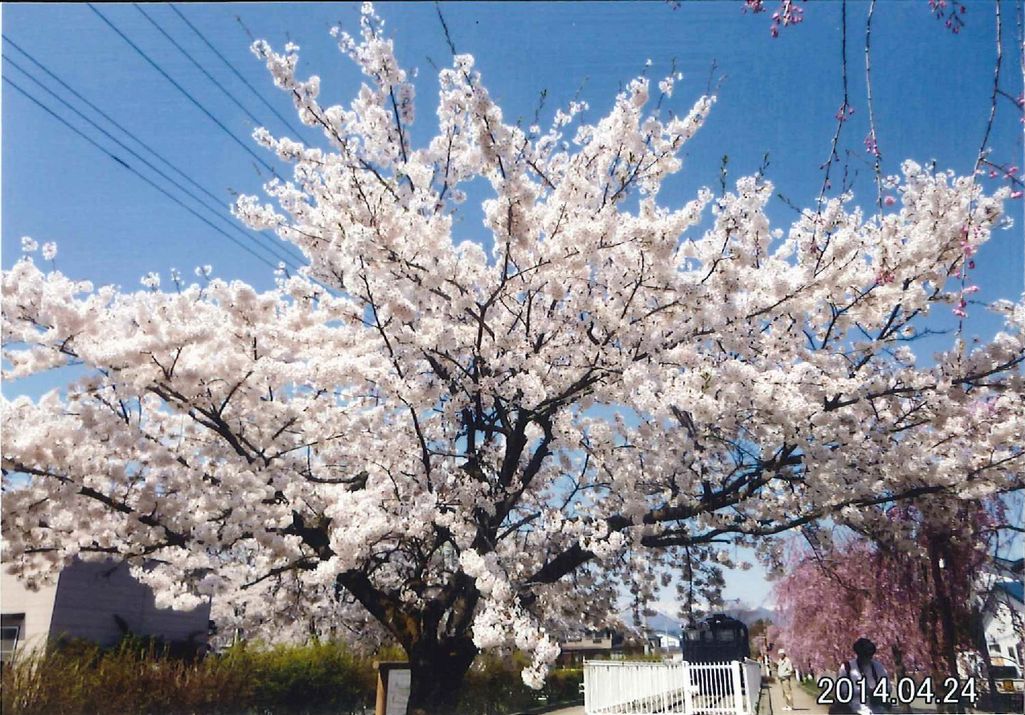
left=1, top=626, right=21, bottom=662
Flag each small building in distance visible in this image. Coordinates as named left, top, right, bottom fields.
left=1, top=557, right=210, bottom=663
left=983, top=557, right=1024, bottom=668
left=558, top=628, right=639, bottom=665
left=647, top=630, right=683, bottom=660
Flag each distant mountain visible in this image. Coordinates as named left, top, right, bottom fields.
left=644, top=611, right=683, bottom=635
left=720, top=598, right=775, bottom=625
left=615, top=607, right=681, bottom=635
left=610, top=594, right=770, bottom=635
left=617, top=600, right=774, bottom=636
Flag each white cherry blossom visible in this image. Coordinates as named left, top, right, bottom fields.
left=3, top=5, right=1023, bottom=713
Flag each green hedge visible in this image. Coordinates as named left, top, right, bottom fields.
left=1, top=639, right=375, bottom=715
left=457, top=652, right=582, bottom=715
left=1, top=639, right=583, bottom=715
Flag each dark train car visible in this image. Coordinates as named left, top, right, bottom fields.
left=681, top=613, right=750, bottom=662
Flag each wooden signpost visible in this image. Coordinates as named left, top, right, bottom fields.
left=375, top=661, right=412, bottom=715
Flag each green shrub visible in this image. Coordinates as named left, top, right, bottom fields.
left=228, top=640, right=375, bottom=714
left=1, top=639, right=373, bottom=715
left=1, top=639, right=582, bottom=715
left=456, top=651, right=583, bottom=715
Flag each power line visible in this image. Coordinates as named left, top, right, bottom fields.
left=4, top=74, right=284, bottom=273
left=3, top=36, right=206, bottom=201
left=1, top=34, right=306, bottom=266
left=3, top=53, right=303, bottom=272
left=86, top=3, right=281, bottom=180
left=166, top=3, right=306, bottom=138
left=134, top=4, right=266, bottom=130
left=1, top=35, right=307, bottom=266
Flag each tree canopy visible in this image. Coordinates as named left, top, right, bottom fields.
left=3, top=4, right=1023, bottom=712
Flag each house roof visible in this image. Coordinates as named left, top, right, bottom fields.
left=994, top=557, right=1024, bottom=575
left=996, top=580, right=1024, bottom=604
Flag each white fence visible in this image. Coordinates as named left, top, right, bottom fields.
left=742, top=660, right=762, bottom=715
left=583, top=659, right=762, bottom=715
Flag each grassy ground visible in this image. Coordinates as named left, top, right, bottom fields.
left=799, top=678, right=821, bottom=699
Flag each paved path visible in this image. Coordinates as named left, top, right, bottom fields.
left=550, top=681, right=829, bottom=715
left=762, top=676, right=830, bottom=714
left=554, top=680, right=996, bottom=715
left=761, top=677, right=989, bottom=715
left=547, top=682, right=824, bottom=715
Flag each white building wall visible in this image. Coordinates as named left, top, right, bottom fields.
left=2, top=559, right=210, bottom=656
left=657, top=632, right=681, bottom=650
left=47, top=560, right=210, bottom=647
left=984, top=590, right=1024, bottom=665
left=1, top=568, right=59, bottom=655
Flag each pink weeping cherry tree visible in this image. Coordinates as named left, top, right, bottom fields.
left=773, top=499, right=1003, bottom=685
left=3, top=4, right=1023, bottom=713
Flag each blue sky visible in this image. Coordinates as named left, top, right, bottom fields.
left=3, top=1, right=1023, bottom=610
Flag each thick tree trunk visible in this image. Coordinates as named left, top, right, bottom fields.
left=891, top=644, right=912, bottom=714
left=405, top=635, right=479, bottom=715
left=335, top=570, right=482, bottom=715
left=928, top=537, right=963, bottom=714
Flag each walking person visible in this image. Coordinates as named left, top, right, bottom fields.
left=836, top=637, right=889, bottom=715
left=777, top=648, right=795, bottom=711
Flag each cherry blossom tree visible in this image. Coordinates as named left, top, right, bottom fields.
left=3, top=4, right=1024, bottom=713
left=773, top=500, right=1004, bottom=689
left=773, top=540, right=884, bottom=675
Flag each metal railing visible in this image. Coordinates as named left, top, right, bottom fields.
left=583, top=659, right=762, bottom=715
left=742, top=659, right=762, bottom=715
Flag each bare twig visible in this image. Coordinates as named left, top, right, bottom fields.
left=958, top=0, right=1004, bottom=339
left=435, top=2, right=457, bottom=57
left=818, top=0, right=850, bottom=207
left=973, top=0, right=1003, bottom=179
left=864, top=0, right=883, bottom=212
